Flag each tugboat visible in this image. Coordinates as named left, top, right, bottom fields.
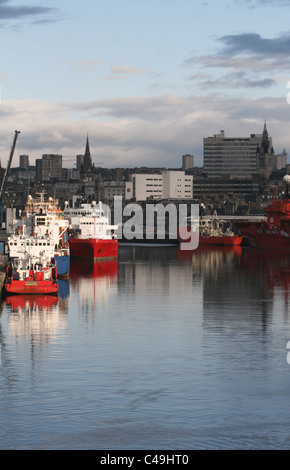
left=5, top=255, right=58, bottom=295
left=179, top=211, right=242, bottom=247
left=68, top=201, right=119, bottom=260
left=233, top=175, right=290, bottom=249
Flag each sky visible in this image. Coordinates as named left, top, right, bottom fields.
left=1, top=0, right=290, bottom=169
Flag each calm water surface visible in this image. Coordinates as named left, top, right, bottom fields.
left=1, top=244, right=290, bottom=449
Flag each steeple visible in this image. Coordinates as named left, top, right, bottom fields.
left=85, top=134, right=90, bottom=157
left=257, top=121, right=274, bottom=179
left=80, top=134, right=95, bottom=182
left=261, top=120, right=270, bottom=154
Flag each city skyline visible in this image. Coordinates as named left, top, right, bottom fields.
left=1, top=0, right=290, bottom=169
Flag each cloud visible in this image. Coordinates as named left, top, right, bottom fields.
left=238, top=0, right=290, bottom=7
left=0, top=0, right=57, bottom=22
left=218, top=32, right=290, bottom=57
left=111, top=65, right=152, bottom=75
left=102, top=65, right=153, bottom=81
left=184, top=31, right=290, bottom=92
left=1, top=93, right=289, bottom=169
left=188, top=72, right=276, bottom=90
left=185, top=54, right=290, bottom=72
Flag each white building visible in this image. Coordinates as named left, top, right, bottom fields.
left=131, top=174, right=163, bottom=201
left=162, top=171, right=193, bottom=199
left=130, top=171, right=193, bottom=201
left=274, top=149, right=287, bottom=170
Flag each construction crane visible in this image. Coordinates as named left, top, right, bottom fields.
left=0, top=130, right=21, bottom=203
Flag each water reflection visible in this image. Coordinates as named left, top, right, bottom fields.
left=117, top=246, right=197, bottom=301
left=69, top=258, right=118, bottom=309
left=4, top=294, right=69, bottom=343
left=1, top=246, right=290, bottom=449
left=58, top=279, right=70, bottom=299
left=176, top=245, right=290, bottom=332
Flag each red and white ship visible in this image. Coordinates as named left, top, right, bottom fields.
left=8, top=192, right=70, bottom=277
left=233, top=175, right=290, bottom=249
left=5, top=254, right=58, bottom=295
left=68, top=201, right=119, bottom=260
left=179, top=211, right=242, bottom=247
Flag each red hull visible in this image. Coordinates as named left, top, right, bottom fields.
left=199, top=235, right=243, bottom=246
left=69, top=238, right=119, bottom=260
left=178, top=229, right=242, bottom=247
left=5, top=279, right=58, bottom=295
left=234, top=221, right=290, bottom=249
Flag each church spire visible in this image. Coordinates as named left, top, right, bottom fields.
left=261, top=120, right=269, bottom=154
left=80, top=134, right=95, bottom=182
left=85, top=134, right=90, bottom=157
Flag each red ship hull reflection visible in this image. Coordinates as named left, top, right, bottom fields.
left=5, top=294, right=58, bottom=310
left=69, top=259, right=118, bottom=280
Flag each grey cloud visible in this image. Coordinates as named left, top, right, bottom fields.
left=218, top=32, right=290, bottom=57
left=240, top=0, right=290, bottom=6
left=244, top=78, right=276, bottom=88
left=190, top=73, right=276, bottom=90
left=184, top=31, right=290, bottom=92
left=185, top=54, right=290, bottom=71
left=0, top=0, right=56, bottom=20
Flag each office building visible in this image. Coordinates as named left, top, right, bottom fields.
left=103, top=181, right=126, bottom=201
left=76, top=154, right=84, bottom=171
left=162, top=171, right=193, bottom=199
left=203, top=124, right=273, bottom=179
left=132, top=173, right=163, bottom=201
left=182, top=154, right=194, bottom=171
left=274, top=149, right=287, bottom=170
left=19, top=154, right=29, bottom=171
left=36, top=154, right=62, bottom=181
left=131, top=171, right=193, bottom=201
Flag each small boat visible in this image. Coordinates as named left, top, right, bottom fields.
left=68, top=201, right=119, bottom=260
left=179, top=211, right=242, bottom=247
left=5, top=255, right=58, bottom=295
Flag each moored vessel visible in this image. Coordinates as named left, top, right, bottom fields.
left=232, top=175, right=290, bottom=249
left=179, top=211, right=242, bottom=247
left=68, top=201, right=119, bottom=260
left=5, top=255, right=58, bottom=295
left=8, top=192, right=70, bottom=277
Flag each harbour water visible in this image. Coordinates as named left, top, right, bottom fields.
left=1, top=244, right=290, bottom=449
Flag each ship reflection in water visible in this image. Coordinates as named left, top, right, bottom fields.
left=4, top=292, right=69, bottom=347
left=69, top=258, right=118, bottom=310
left=2, top=245, right=290, bottom=449
left=177, top=244, right=290, bottom=322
